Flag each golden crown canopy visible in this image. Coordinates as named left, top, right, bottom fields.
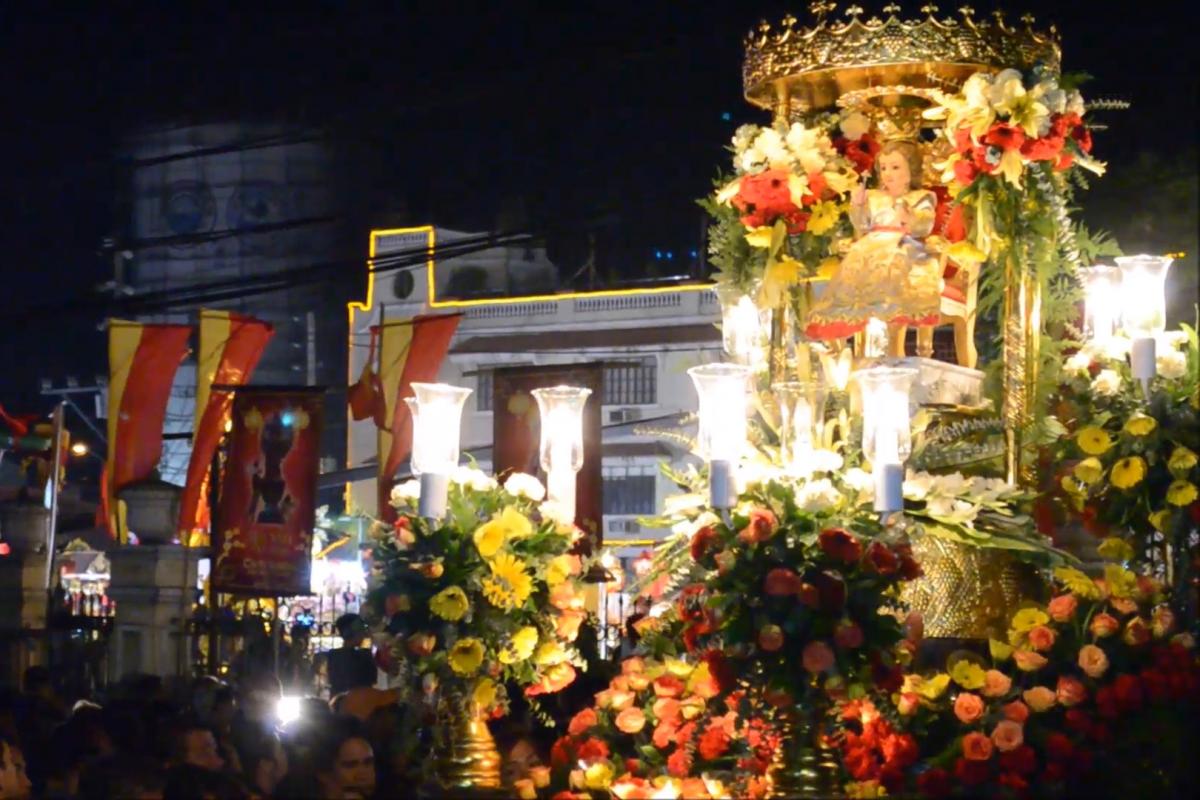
left=744, top=2, right=1061, bottom=116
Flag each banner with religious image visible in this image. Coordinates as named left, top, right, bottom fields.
left=213, top=388, right=323, bottom=596
left=492, top=362, right=604, bottom=553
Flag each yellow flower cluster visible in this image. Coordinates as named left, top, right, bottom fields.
left=481, top=552, right=534, bottom=610
left=473, top=506, right=533, bottom=557
left=449, top=638, right=485, bottom=675
left=429, top=586, right=469, bottom=621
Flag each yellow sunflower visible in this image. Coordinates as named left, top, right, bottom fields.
left=472, top=677, right=498, bottom=711
left=1097, top=537, right=1135, bottom=563
left=1073, top=457, right=1104, bottom=485
left=1104, top=564, right=1138, bottom=599
left=1010, top=608, right=1049, bottom=634
left=1075, top=426, right=1112, bottom=456
left=429, top=586, right=469, bottom=621
left=1168, top=446, right=1198, bottom=477
left=989, top=638, right=1014, bottom=662
left=472, top=506, right=535, bottom=558
left=1110, top=456, right=1147, bottom=489
left=533, top=641, right=566, bottom=667
left=449, top=638, right=485, bottom=675
left=1053, top=566, right=1103, bottom=600
left=1167, top=480, right=1199, bottom=507
left=481, top=553, right=533, bottom=610
left=1123, top=415, right=1157, bottom=437
left=498, top=625, right=539, bottom=664
left=807, top=201, right=842, bottom=236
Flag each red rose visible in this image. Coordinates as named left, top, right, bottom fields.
left=690, top=525, right=718, bottom=562
left=1113, top=673, right=1143, bottom=712
left=550, top=737, right=574, bottom=769
left=798, top=581, right=821, bottom=607
left=1072, top=125, right=1093, bottom=154
left=954, top=757, right=991, bottom=785
left=961, top=731, right=994, bottom=761
left=783, top=209, right=811, bottom=234
left=1064, top=708, right=1091, bottom=734
left=982, top=122, right=1026, bottom=152
left=811, top=571, right=847, bottom=612
left=998, top=772, right=1029, bottom=793
left=758, top=624, right=785, bottom=652
left=625, top=758, right=643, bottom=775
left=864, top=541, right=899, bottom=575
left=764, top=567, right=803, bottom=597
left=576, top=737, right=609, bottom=765
left=835, top=621, right=865, bottom=649
left=1044, top=732, right=1073, bottom=763
left=1020, top=134, right=1065, bottom=162
left=818, top=528, right=862, bottom=563
left=703, top=650, right=737, bottom=694
left=698, top=723, right=731, bottom=760
left=1140, top=668, right=1169, bottom=703
left=653, top=675, right=686, bottom=698
left=739, top=508, right=778, bottom=544
left=916, top=767, right=952, bottom=797
left=999, top=744, right=1038, bottom=776
left=666, top=748, right=692, bottom=778
left=732, top=169, right=797, bottom=229
left=568, top=708, right=597, bottom=736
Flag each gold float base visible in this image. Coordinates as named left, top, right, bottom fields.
left=433, top=709, right=503, bottom=795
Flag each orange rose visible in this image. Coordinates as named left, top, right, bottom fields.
left=1077, top=644, right=1109, bottom=678
left=1002, top=700, right=1030, bottom=724
left=609, top=690, right=636, bottom=711
left=568, top=708, right=598, bottom=736
left=1012, top=650, right=1048, bottom=672
left=1056, top=676, right=1087, bottom=707
left=514, top=778, right=537, bottom=800
left=897, top=692, right=920, bottom=716
left=1047, top=593, right=1078, bottom=623
left=1022, top=686, right=1057, bottom=713
left=406, top=633, right=436, bottom=657
left=555, top=610, right=586, bottom=642
left=626, top=673, right=651, bottom=692
left=738, top=508, right=778, bottom=544
left=610, top=676, right=630, bottom=692
left=961, top=731, right=994, bottom=761
left=953, top=692, right=985, bottom=723
left=802, top=641, right=836, bottom=673
left=990, top=720, right=1024, bottom=753
left=653, top=698, right=682, bottom=725
left=550, top=583, right=585, bottom=611
left=653, top=675, right=686, bottom=698
left=622, top=657, right=647, bottom=675
left=1123, top=617, right=1151, bottom=646
left=1028, top=625, right=1057, bottom=652
left=529, top=766, right=551, bottom=788
left=615, top=707, right=647, bottom=734
left=982, top=669, right=1012, bottom=698
left=652, top=721, right=677, bottom=749
left=1090, top=613, right=1119, bottom=638
left=1110, top=597, right=1138, bottom=615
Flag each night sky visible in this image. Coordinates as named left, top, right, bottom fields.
left=1, top=0, right=1195, bottom=412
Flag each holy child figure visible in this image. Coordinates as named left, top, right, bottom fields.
left=806, top=139, right=942, bottom=354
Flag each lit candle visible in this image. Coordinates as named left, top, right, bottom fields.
left=775, top=381, right=827, bottom=478
left=1116, top=254, right=1173, bottom=395
left=1078, top=264, right=1121, bottom=345
left=407, top=382, right=473, bottom=519
left=531, top=386, right=592, bottom=522
left=688, top=363, right=752, bottom=509
left=853, top=367, right=918, bottom=514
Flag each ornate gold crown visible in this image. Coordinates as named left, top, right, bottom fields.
left=744, top=3, right=1062, bottom=115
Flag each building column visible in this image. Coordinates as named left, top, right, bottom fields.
left=106, top=545, right=201, bottom=680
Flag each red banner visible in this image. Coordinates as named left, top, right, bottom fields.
left=492, top=363, right=604, bottom=554
left=105, top=320, right=192, bottom=541
left=178, top=310, right=274, bottom=542
left=213, top=389, right=323, bottom=596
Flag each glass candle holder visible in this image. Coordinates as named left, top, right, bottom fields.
left=853, top=366, right=918, bottom=513
left=774, top=381, right=828, bottom=478
left=531, top=385, right=592, bottom=521
left=717, top=283, right=770, bottom=370
left=1117, top=254, right=1173, bottom=391
left=1078, top=264, right=1121, bottom=344
left=408, top=382, right=472, bottom=518
left=688, top=363, right=752, bottom=509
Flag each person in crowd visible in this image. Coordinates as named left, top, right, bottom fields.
left=233, top=672, right=282, bottom=746
left=0, top=734, right=32, bottom=800
left=321, top=614, right=377, bottom=697
left=78, top=756, right=166, bottom=800
left=163, top=764, right=250, bottom=800
left=168, top=717, right=225, bottom=773
left=307, top=719, right=375, bottom=800
left=233, top=725, right=289, bottom=799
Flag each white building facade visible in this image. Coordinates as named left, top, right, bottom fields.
left=346, top=226, right=722, bottom=560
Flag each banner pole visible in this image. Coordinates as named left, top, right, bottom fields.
left=206, top=437, right=222, bottom=676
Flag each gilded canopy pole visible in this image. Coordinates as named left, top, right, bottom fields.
left=769, top=80, right=793, bottom=384
left=1002, top=256, right=1041, bottom=487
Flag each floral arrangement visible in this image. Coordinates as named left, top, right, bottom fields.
left=545, top=654, right=776, bottom=800
left=365, top=468, right=588, bottom=718
left=1045, top=327, right=1200, bottom=568
left=852, top=563, right=1200, bottom=798
left=701, top=114, right=869, bottom=307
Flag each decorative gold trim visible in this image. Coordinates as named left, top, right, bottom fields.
left=744, top=3, right=1061, bottom=113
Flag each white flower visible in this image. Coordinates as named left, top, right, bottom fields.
left=903, top=471, right=936, bottom=501
left=1066, top=90, right=1086, bottom=116
left=925, top=496, right=979, bottom=525
left=752, top=128, right=790, bottom=169
left=1064, top=350, right=1093, bottom=378
left=931, top=472, right=970, bottom=497
left=390, top=479, right=421, bottom=505
left=842, top=467, right=874, bottom=496
left=1041, top=81, right=1067, bottom=115
left=966, top=476, right=1012, bottom=503
left=1158, top=350, right=1188, bottom=380
left=1159, top=330, right=1189, bottom=350
left=1101, top=335, right=1131, bottom=361
left=671, top=511, right=720, bottom=539
left=785, top=123, right=829, bottom=174
left=450, top=465, right=498, bottom=492
left=738, top=148, right=765, bottom=174
left=538, top=500, right=575, bottom=527
left=738, top=459, right=785, bottom=491
left=795, top=478, right=842, bottom=512
left=1090, top=369, right=1123, bottom=397
left=839, top=110, right=871, bottom=141
left=809, top=449, right=844, bottom=473
left=503, top=472, right=545, bottom=502
left=731, top=124, right=758, bottom=153
left=663, top=492, right=706, bottom=517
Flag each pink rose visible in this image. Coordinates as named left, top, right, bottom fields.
left=1012, top=650, right=1048, bottom=672
left=991, top=720, right=1024, bottom=753
left=834, top=622, right=864, bottom=649
left=1023, top=686, right=1057, bottom=713
left=802, top=641, right=836, bottom=673
left=1047, top=593, right=1078, bottom=623
left=615, top=707, right=647, bottom=734
left=1090, top=613, right=1119, bottom=638
left=1002, top=700, right=1030, bottom=724
left=1078, top=644, right=1109, bottom=678
left=954, top=692, right=985, bottom=723
left=982, top=669, right=1013, bottom=698
left=1028, top=625, right=1057, bottom=652
left=1056, top=676, right=1087, bottom=707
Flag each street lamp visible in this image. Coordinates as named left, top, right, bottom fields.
left=688, top=363, right=752, bottom=509
left=1116, top=255, right=1173, bottom=395
left=70, top=441, right=90, bottom=457
left=408, top=382, right=472, bottom=519
left=531, top=385, right=592, bottom=522
left=854, top=366, right=918, bottom=514
left=1078, top=264, right=1121, bottom=345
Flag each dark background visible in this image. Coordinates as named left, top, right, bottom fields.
left=1, top=0, right=1195, bottom=412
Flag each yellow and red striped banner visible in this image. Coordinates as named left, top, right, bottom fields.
left=177, top=309, right=274, bottom=544
left=103, top=320, right=192, bottom=542
left=377, top=313, right=461, bottom=519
